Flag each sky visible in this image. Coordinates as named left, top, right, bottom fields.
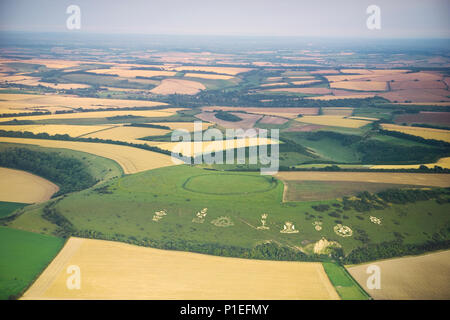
left=0, top=0, right=449, bottom=38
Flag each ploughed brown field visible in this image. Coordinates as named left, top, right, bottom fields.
left=394, top=111, right=450, bottom=126
left=275, top=172, right=450, bottom=188
left=347, top=250, right=450, bottom=300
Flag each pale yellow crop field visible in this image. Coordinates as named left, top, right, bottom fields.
left=330, top=81, right=387, bottom=91
left=87, top=68, right=176, bottom=78
left=0, top=93, right=167, bottom=114
left=290, top=80, right=321, bottom=86
left=84, top=126, right=170, bottom=144
left=370, top=157, right=450, bottom=170
left=347, top=250, right=450, bottom=300
left=153, top=137, right=278, bottom=157
left=0, top=167, right=59, bottom=203
left=295, top=115, right=372, bottom=128
left=170, top=66, right=252, bottom=75
left=0, top=124, right=113, bottom=137
left=275, top=171, right=450, bottom=187
left=0, top=108, right=183, bottom=121
left=260, top=82, right=289, bottom=87
left=306, top=94, right=376, bottom=100
left=183, top=73, right=234, bottom=80
left=381, top=124, right=450, bottom=143
left=22, top=237, right=339, bottom=300
left=0, top=137, right=179, bottom=174
left=147, top=122, right=213, bottom=132
left=150, top=78, right=205, bottom=95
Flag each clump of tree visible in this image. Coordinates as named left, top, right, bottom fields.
left=214, top=110, right=243, bottom=122
left=0, top=147, right=96, bottom=196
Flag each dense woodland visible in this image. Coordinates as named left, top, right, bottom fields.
left=0, top=147, right=96, bottom=196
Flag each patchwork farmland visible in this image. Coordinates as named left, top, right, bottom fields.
left=1, top=28, right=449, bottom=302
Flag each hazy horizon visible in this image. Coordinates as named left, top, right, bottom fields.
left=0, top=0, right=449, bottom=39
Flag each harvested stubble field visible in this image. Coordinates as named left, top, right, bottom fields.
left=151, top=136, right=277, bottom=157
left=381, top=124, right=450, bottom=143
left=169, top=66, right=252, bottom=75
left=0, top=93, right=167, bottom=114
left=0, top=137, right=178, bottom=174
left=146, top=122, right=212, bottom=132
left=1, top=108, right=183, bottom=121
left=275, top=171, right=450, bottom=188
left=195, top=111, right=263, bottom=129
left=295, top=115, right=372, bottom=128
left=22, top=237, right=339, bottom=300
left=370, top=157, right=450, bottom=170
left=202, top=106, right=318, bottom=118
left=306, top=94, right=376, bottom=100
left=87, top=67, right=176, bottom=78
left=150, top=78, right=205, bottom=95
left=330, top=81, right=387, bottom=91
left=0, top=167, right=59, bottom=203
left=283, top=180, right=424, bottom=202
left=0, top=124, right=114, bottom=138
left=183, top=73, right=234, bottom=80
left=83, top=125, right=170, bottom=144
left=347, top=250, right=450, bottom=300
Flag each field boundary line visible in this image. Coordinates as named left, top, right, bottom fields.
left=21, top=237, right=84, bottom=299
left=76, top=125, right=121, bottom=138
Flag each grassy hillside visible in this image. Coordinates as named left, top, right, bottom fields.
left=0, top=201, right=27, bottom=219
left=6, top=165, right=450, bottom=261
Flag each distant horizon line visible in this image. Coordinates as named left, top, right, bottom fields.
left=1, top=29, right=449, bottom=41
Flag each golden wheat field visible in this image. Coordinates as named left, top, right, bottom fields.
left=306, top=94, right=376, bottom=100
left=381, top=124, right=450, bottom=143
left=201, top=106, right=318, bottom=118
left=0, top=167, right=59, bottom=203
left=21, top=237, right=339, bottom=300
left=370, top=157, right=450, bottom=170
left=0, top=108, right=184, bottom=121
left=0, top=137, right=179, bottom=174
left=0, top=124, right=114, bottom=137
left=169, top=66, right=252, bottom=75
left=152, top=136, right=277, bottom=157
left=0, top=93, right=167, bottom=114
left=275, top=171, right=450, bottom=187
left=183, top=73, right=234, bottom=80
left=83, top=125, right=170, bottom=144
left=147, top=122, right=213, bottom=132
left=260, top=82, right=290, bottom=87
left=295, top=115, right=372, bottom=128
left=347, top=250, right=450, bottom=300
left=330, top=80, right=387, bottom=91
left=87, top=68, right=176, bottom=78
left=150, top=78, right=205, bottom=95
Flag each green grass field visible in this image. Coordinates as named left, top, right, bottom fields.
left=0, top=226, right=64, bottom=300
left=7, top=165, right=450, bottom=258
left=322, top=262, right=371, bottom=300
left=0, top=201, right=27, bottom=219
